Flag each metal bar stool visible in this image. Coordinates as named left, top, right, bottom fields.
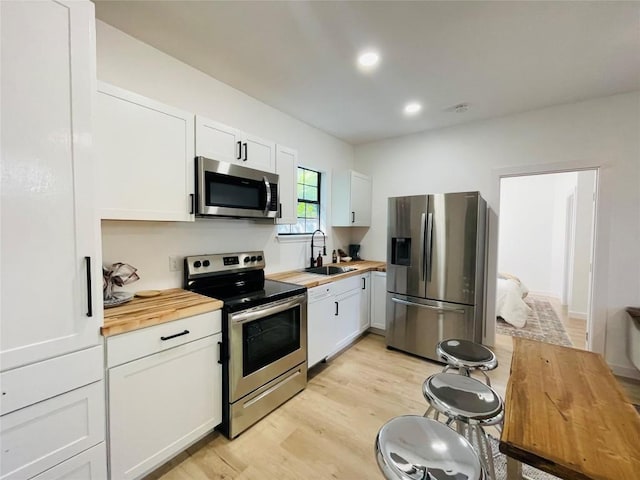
left=436, top=339, right=498, bottom=386
left=422, top=373, right=503, bottom=480
left=375, top=415, right=485, bottom=480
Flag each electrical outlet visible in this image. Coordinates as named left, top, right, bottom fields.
left=168, top=256, right=181, bottom=272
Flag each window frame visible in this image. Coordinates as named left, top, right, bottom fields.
left=277, top=166, right=322, bottom=236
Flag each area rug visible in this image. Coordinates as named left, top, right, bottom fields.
left=487, top=436, right=560, bottom=480
left=496, top=296, right=573, bottom=347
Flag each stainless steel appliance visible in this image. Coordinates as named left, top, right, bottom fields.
left=195, top=156, right=279, bottom=219
left=386, top=192, right=487, bottom=362
left=184, top=251, right=307, bottom=438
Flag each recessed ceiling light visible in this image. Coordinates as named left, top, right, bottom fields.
left=357, top=50, right=380, bottom=69
left=404, top=102, right=422, bottom=115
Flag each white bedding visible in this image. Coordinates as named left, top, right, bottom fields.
left=496, top=276, right=531, bottom=328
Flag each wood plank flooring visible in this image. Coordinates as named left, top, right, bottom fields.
left=147, top=333, right=640, bottom=480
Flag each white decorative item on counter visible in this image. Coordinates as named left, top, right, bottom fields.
left=103, top=263, right=140, bottom=307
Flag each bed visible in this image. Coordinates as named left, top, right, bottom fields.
left=496, top=273, right=531, bottom=328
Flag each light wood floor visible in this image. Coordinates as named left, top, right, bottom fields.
left=146, top=333, right=640, bottom=480
left=536, top=294, right=587, bottom=349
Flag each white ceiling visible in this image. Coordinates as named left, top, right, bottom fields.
left=94, top=1, right=640, bottom=145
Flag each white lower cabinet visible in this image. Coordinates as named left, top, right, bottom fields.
left=0, top=381, right=105, bottom=480
left=307, top=285, right=335, bottom=367
left=370, top=272, right=387, bottom=330
left=359, top=273, right=371, bottom=333
left=31, top=443, right=107, bottom=480
left=106, top=311, right=222, bottom=480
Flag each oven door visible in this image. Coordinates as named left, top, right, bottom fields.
left=228, top=293, right=307, bottom=402
left=196, top=156, right=278, bottom=218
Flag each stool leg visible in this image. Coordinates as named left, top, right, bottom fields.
left=480, top=369, right=492, bottom=387
left=480, top=427, right=497, bottom=480
left=442, top=365, right=452, bottom=373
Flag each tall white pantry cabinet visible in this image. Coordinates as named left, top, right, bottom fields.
left=1, top=1, right=107, bottom=479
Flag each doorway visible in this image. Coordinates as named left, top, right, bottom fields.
left=495, top=169, right=597, bottom=349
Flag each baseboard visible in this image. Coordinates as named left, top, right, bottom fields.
left=568, top=310, right=588, bottom=320
left=610, top=363, right=640, bottom=380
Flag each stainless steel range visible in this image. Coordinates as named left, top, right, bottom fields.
left=184, top=251, right=307, bottom=438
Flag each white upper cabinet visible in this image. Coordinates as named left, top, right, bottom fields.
left=331, top=170, right=372, bottom=227
left=195, top=115, right=275, bottom=172
left=275, top=145, right=298, bottom=225
left=95, top=82, right=195, bottom=221
left=0, top=0, right=103, bottom=371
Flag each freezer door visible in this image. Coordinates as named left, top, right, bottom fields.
left=425, top=192, right=485, bottom=305
left=387, top=195, right=428, bottom=297
left=385, top=293, right=478, bottom=362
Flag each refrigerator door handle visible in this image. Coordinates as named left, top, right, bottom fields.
left=420, top=213, right=427, bottom=282
left=391, top=297, right=466, bottom=314
left=426, top=212, right=433, bottom=282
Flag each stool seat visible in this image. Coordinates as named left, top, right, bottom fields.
left=375, top=415, right=485, bottom=480
left=437, top=339, right=497, bottom=370
left=423, top=373, right=503, bottom=422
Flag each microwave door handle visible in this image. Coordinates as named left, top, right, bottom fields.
left=263, top=176, right=271, bottom=215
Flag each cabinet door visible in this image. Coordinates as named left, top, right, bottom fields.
left=243, top=133, right=275, bottom=172
left=0, top=381, right=105, bottom=480
left=30, top=443, right=107, bottom=480
left=359, top=273, right=371, bottom=332
left=95, top=83, right=195, bottom=221
left=275, top=145, right=298, bottom=225
left=334, top=288, right=361, bottom=352
left=0, top=0, right=102, bottom=371
left=351, top=172, right=372, bottom=226
left=195, top=115, right=242, bottom=163
left=307, top=286, right=333, bottom=367
left=370, top=272, right=387, bottom=330
left=108, top=334, right=221, bottom=480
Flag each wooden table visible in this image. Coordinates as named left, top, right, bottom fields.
left=499, top=338, right=640, bottom=480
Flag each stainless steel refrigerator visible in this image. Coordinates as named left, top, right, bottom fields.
left=386, top=192, right=487, bottom=362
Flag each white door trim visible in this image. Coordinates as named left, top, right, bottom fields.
left=487, top=160, right=605, bottom=355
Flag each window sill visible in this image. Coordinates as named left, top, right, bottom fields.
left=276, top=233, right=330, bottom=244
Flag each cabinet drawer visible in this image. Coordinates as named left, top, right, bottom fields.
left=30, top=443, right=107, bottom=480
left=331, top=275, right=361, bottom=296
left=106, top=310, right=221, bottom=367
left=0, top=381, right=105, bottom=480
left=0, top=346, right=103, bottom=415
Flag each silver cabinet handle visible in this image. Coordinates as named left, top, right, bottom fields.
left=391, top=297, right=466, bottom=314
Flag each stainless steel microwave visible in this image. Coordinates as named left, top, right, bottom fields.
left=195, top=156, right=279, bottom=219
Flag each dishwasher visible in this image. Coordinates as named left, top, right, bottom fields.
left=307, top=284, right=335, bottom=367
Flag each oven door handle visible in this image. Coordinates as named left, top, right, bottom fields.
left=263, top=176, right=271, bottom=216
left=230, top=294, right=306, bottom=324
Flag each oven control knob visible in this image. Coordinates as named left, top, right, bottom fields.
left=257, top=255, right=263, bottom=261
left=203, top=260, right=210, bottom=267
left=244, top=256, right=250, bottom=263
left=193, top=261, right=202, bottom=268
left=251, top=256, right=257, bottom=262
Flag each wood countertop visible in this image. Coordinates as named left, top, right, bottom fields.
left=500, top=337, right=640, bottom=479
left=102, top=288, right=223, bottom=337
left=267, top=260, right=386, bottom=288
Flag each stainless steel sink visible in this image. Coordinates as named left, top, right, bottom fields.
left=304, top=266, right=357, bottom=275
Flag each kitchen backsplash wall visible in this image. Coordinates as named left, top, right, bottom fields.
left=102, top=220, right=352, bottom=291
left=96, top=21, right=356, bottom=289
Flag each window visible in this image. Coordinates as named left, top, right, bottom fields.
left=278, top=167, right=321, bottom=235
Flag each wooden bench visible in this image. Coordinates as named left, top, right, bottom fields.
left=499, top=337, right=640, bottom=479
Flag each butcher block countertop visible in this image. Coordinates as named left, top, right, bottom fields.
left=102, top=288, right=223, bottom=337
left=267, top=260, right=386, bottom=288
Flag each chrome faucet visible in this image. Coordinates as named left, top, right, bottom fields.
left=310, top=229, right=326, bottom=268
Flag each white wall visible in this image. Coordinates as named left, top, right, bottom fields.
left=354, top=91, right=640, bottom=377
left=498, top=172, right=577, bottom=298
left=96, top=21, right=355, bottom=290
